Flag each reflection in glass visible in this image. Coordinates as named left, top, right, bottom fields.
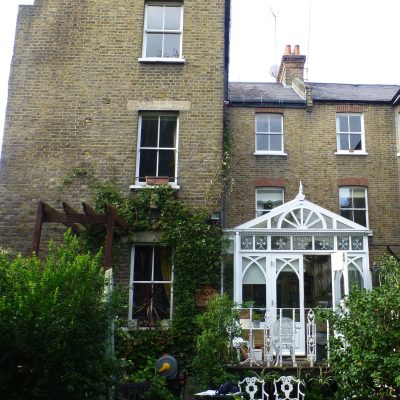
left=277, top=270, right=299, bottom=309
left=304, top=255, right=332, bottom=308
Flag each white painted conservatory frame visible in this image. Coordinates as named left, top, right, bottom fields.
left=225, top=186, right=373, bottom=308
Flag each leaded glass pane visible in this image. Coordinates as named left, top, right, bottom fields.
left=241, top=236, right=253, bottom=250
left=315, top=236, right=333, bottom=250
left=337, top=236, right=350, bottom=250
left=351, top=236, right=364, bottom=250
left=271, top=236, right=290, bottom=250
left=293, top=236, right=312, bottom=250
left=255, top=236, right=268, bottom=250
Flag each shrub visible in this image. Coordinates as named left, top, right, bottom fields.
left=0, top=231, right=120, bottom=400
left=192, top=294, right=240, bottom=389
left=324, top=254, right=400, bottom=399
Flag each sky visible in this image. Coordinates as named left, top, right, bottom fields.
left=1, top=0, right=400, bottom=151
left=230, top=0, right=400, bottom=83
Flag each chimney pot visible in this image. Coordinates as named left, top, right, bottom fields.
left=294, top=45, right=300, bottom=55
left=285, top=45, right=291, bottom=55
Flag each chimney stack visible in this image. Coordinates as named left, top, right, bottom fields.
left=276, top=44, right=306, bottom=85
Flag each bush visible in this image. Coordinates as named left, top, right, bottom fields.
left=325, top=254, right=400, bottom=399
left=192, top=294, right=240, bottom=389
left=0, top=231, right=120, bottom=400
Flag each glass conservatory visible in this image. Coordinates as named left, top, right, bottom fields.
left=224, top=185, right=372, bottom=361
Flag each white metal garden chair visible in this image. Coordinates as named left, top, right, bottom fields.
left=272, top=317, right=296, bottom=367
left=273, top=376, right=305, bottom=400
left=238, top=377, right=269, bottom=400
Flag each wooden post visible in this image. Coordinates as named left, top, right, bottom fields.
left=32, top=201, right=44, bottom=255
left=104, top=206, right=116, bottom=270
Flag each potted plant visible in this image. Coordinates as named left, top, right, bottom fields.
left=252, top=310, right=263, bottom=328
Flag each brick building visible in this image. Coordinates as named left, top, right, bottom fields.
left=224, top=45, right=400, bottom=354
left=1, top=1, right=399, bottom=334
left=0, top=0, right=230, bottom=322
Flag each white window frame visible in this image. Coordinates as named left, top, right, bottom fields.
left=128, top=245, right=173, bottom=324
left=134, top=113, right=179, bottom=188
left=339, top=187, right=368, bottom=228
left=335, top=113, right=367, bottom=155
left=255, top=187, right=284, bottom=217
left=254, top=114, right=285, bottom=155
left=139, top=3, right=185, bottom=63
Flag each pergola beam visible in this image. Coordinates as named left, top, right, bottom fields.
left=32, top=201, right=128, bottom=270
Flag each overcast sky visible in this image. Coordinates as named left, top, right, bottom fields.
left=230, top=0, right=400, bottom=83
left=1, top=0, right=400, bottom=152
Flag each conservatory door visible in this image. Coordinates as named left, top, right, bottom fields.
left=271, top=255, right=305, bottom=355
left=331, top=251, right=349, bottom=310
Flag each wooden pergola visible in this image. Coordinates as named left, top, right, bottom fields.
left=32, top=201, right=128, bottom=270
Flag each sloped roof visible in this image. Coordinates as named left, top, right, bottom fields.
left=232, top=188, right=371, bottom=234
left=229, top=82, right=305, bottom=105
left=309, top=82, right=400, bottom=102
left=229, top=81, right=400, bottom=104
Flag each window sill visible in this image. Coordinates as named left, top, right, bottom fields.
left=397, top=152, right=400, bottom=157
left=253, top=151, right=287, bottom=156
left=130, top=184, right=180, bottom=190
left=335, top=151, right=368, bottom=156
left=138, top=57, right=186, bottom=64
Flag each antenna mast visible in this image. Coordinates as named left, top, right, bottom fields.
left=305, top=0, right=312, bottom=81
left=269, top=5, right=278, bottom=65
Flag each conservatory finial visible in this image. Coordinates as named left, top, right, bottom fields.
left=296, top=181, right=305, bottom=201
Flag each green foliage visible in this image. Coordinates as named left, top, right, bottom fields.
left=85, top=183, right=225, bottom=369
left=322, top=254, right=400, bottom=399
left=301, top=366, right=336, bottom=400
left=0, top=231, right=120, bottom=400
left=192, top=294, right=241, bottom=389
left=116, top=327, right=174, bottom=375
left=127, top=357, right=175, bottom=400
left=115, top=328, right=176, bottom=399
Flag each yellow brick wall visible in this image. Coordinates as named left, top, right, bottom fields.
left=0, top=0, right=227, bottom=254
left=227, top=103, right=400, bottom=261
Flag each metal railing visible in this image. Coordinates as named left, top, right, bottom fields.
left=232, top=307, right=330, bottom=368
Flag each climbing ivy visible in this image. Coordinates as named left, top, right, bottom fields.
left=83, top=183, right=225, bottom=369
